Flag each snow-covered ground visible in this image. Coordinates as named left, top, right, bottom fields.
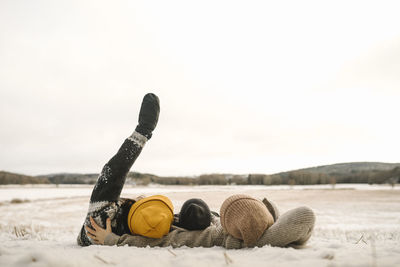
left=1, top=184, right=399, bottom=267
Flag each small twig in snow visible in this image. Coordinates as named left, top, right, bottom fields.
left=224, top=251, right=233, bottom=265
left=94, top=254, right=115, bottom=265
left=13, top=226, right=26, bottom=237
left=20, top=228, right=26, bottom=237
left=167, top=248, right=177, bottom=257
left=355, top=234, right=367, bottom=244
left=14, top=226, right=19, bottom=237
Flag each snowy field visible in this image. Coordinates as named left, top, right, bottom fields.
left=0, top=184, right=399, bottom=267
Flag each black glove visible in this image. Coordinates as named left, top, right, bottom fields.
left=135, top=93, right=160, bottom=139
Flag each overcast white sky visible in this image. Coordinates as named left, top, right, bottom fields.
left=1, top=0, right=399, bottom=177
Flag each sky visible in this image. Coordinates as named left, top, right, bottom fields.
left=1, top=0, right=400, bottom=177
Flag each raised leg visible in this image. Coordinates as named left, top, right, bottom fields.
left=77, top=93, right=160, bottom=246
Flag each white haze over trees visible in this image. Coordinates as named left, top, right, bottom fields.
left=1, top=0, right=400, bottom=176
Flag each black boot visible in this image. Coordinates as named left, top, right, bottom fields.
left=135, top=93, right=160, bottom=139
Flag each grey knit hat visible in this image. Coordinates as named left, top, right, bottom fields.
left=220, top=194, right=275, bottom=246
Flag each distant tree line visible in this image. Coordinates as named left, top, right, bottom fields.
left=0, top=171, right=50, bottom=184
left=46, top=173, right=99, bottom=184
left=127, top=167, right=400, bottom=186
left=1, top=166, right=399, bottom=186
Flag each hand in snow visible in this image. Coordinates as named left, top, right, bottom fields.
left=85, top=216, right=112, bottom=245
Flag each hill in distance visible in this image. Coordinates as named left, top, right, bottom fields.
left=0, top=171, right=50, bottom=184
left=280, top=162, right=400, bottom=175
left=1, top=161, right=400, bottom=185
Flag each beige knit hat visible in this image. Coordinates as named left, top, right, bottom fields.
left=220, top=194, right=275, bottom=246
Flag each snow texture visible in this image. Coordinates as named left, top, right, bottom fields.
left=1, top=184, right=400, bottom=267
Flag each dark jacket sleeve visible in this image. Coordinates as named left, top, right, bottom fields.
left=90, top=132, right=147, bottom=202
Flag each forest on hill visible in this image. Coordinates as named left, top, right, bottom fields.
left=1, top=162, right=399, bottom=186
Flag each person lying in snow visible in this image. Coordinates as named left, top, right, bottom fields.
left=77, top=93, right=216, bottom=246
left=87, top=194, right=315, bottom=249
left=78, top=93, right=316, bottom=248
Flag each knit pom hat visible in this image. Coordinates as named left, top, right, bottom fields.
left=128, top=195, right=174, bottom=238
left=178, top=198, right=211, bottom=230
left=220, top=194, right=275, bottom=246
